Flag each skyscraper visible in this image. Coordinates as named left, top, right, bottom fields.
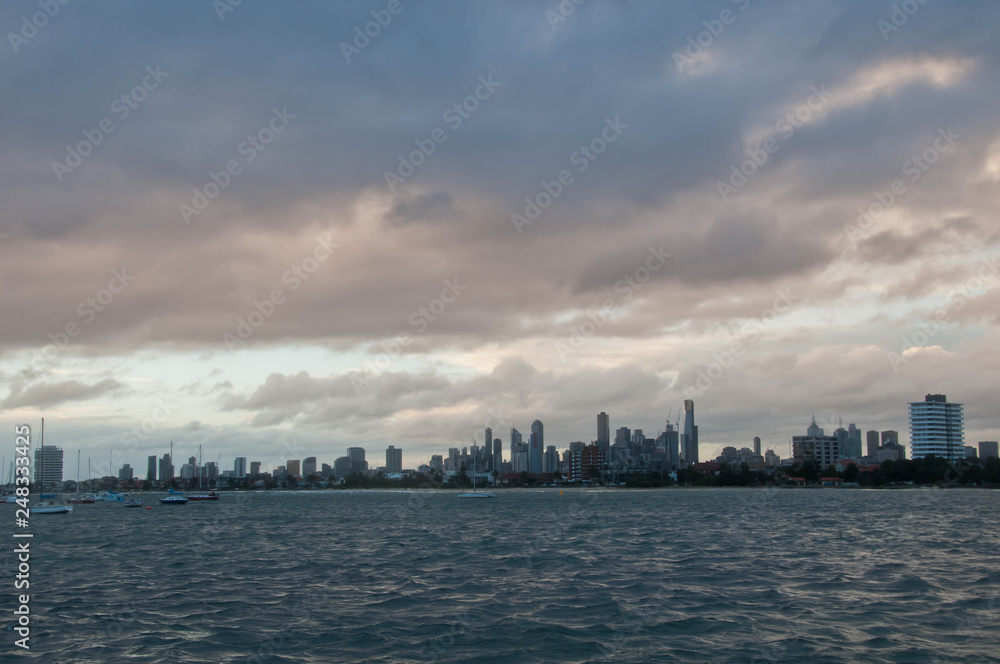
left=118, top=464, right=133, bottom=481
left=909, top=394, right=964, bottom=461
left=753, top=436, right=761, bottom=457
left=681, top=399, right=698, bottom=465
left=287, top=459, right=301, bottom=476
left=147, top=455, right=157, bottom=482
left=544, top=445, right=558, bottom=474
left=348, top=447, right=368, bottom=474
left=385, top=446, right=402, bottom=473
left=493, top=438, right=502, bottom=473
left=158, top=454, right=173, bottom=483
left=866, top=430, right=879, bottom=457
left=881, top=430, right=899, bottom=445
left=303, top=456, right=317, bottom=477
left=250, top=461, right=261, bottom=476
left=793, top=416, right=839, bottom=468
left=510, top=427, right=522, bottom=467
left=597, top=412, right=610, bottom=448
left=529, top=433, right=542, bottom=474
left=979, top=441, right=999, bottom=460
left=234, top=457, right=247, bottom=478
left=485, top=427, right=492, bottom=451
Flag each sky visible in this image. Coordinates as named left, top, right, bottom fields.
left=1, top=0, right=999, bottom=477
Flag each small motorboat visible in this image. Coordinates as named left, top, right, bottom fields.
left=68, top=495, right=96, bottom=504
left=123, top=498, right=143, bottom=508
left=188, top=491, right=220, bottom=501
left=30, top=500, right=73, bottom=515
left=159, top=494, right=188, bottom=505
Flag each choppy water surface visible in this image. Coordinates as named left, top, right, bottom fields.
left=3, top=488, right=999, bottom=663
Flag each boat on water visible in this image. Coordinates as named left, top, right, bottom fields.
left=159, top=442, right=188, bottom=505
left=94, top=490, right=124, bottom=502
left=458, top=451, right=497, bottom=498
left=188, top=491, right=219, bottom=501
left=31, top=500, right=73, bottom=515
left=123, top=498, right=143, bottom=508
left=31, top=419, right=74, bottom=514
left=67, top=451, right=95, bottom=503
left=68, top=495, right=96, bottom=504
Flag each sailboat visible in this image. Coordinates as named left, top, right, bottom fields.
left=458, top=447, right=496, bottom=498
left=188, top=445, right=219, bottom=500
left=68, top=450, right=95, bottom=504
left=30, top=418, right=73, bottom=515
left=159, top=441, right=188, bottom=505
left=2, top=459, right=17, bottom=504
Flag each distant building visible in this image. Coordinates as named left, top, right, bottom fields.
left=597, top=412, right=610, bottom=449
left=118, top=464, right=133, bottom=481
left=509, top=428, right=522, bottom=470
left=430, top=455, right=443, bottom=473
left=876, top=442, right=906, bottom=463
left=180, top=463, right=195, bottom=480
left=681, top=399, right=699, bottom=465
left=753, top=436, right=761, bottom=457
left=234, top=457, right=247, bottom=479
left=33, top=446, right=64, bottom=489
left=765, top=449, right=780, bottom=468
left=147, top=455, right=157, bottom=482
left=493, top=438, right=502, bottom=472
left=158, top=454, right=173, bottom=483
left=909, top=394, right=964, bottom=461
left=530, top=420, right=544, bottom=474
left=664, top=422, right=680, bottom=470
left=287, top=459, right=301, bottom=477
left=569, top=444, right=604, bottom=482
left=250, top=461, right=261, bottom=476
left=881, top=430, right=900, bottom=445
left=385, top=446, right=402, bottom=473
left=965, top=446, right=977, bottom=459
left=303, top=457, right=317, bottom=477
left=866, top=430, right=880, bottom=458
left=792, top=416, right=839, bottom=468
left=334, top=456, right=351, bottom=478
left=320, top=463, right=332, bottom=478
left=979, top=441, right=999, bottom=460
left=544, top=445, right=559, bottom=474
left=843, top=424, right=863, bottom=459
left=348, top=447, right=367, bottom=474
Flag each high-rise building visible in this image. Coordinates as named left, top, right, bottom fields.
left=979, top=441, right=999, bottom=460
left=663, top=422, right=680, bottom=470
left=234, top=457, right=247, bottom=479
left=430, top=455, right=443, bottom=472
left=493, top=438, right=502, bottom=472
left=866, top=430, right=879, bottom=458
left=147, top=455, right=157, bottom=482
left=569, top=444, right=605, bottom=482
left=118, top=464, right=133, bottom=481
left=484, top=427, right=492, bottom=451
left=681, top=400, right=698, bottom=465
left=530, top=420, right=544, bottom=473
left=909, top=394, right=964, bottom=461
left=765, top=449, right=780, bottom=468
left=334, top=456, right=351, bottom=478
left=287, top=459, right=301, bottom=477
left=753, top=436, right=761, bottom=457
left=33, top=446, right=64, bottom=489
left=597, top=412, right=610, bottom=449
left=792, top=416, right=839, bottom=468
left=348, top=447, right=367, bottom=474
left=158, top=454, right=173, bottom=483
left=302, top=457, right=317, bottom=477
left=881, top=430, right=899, bottom=445
left=509, top=427, right=522, bottom=468
left=544, top=445, right=558, bottom=474
left=615, top=427, right=630, bottom=447
left=385, top=446, right=402, bottom=473
left=250, top=461, right=261, bottom=476
left=841, top=424, right=863, bottom=459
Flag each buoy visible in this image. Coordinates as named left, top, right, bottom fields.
left=559, top=490, right=563, bottom=495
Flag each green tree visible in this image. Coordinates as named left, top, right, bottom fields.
left=843, top=463, right=859, bottom=483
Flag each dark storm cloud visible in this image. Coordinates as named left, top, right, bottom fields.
left=2, top=377, right=127, bottom=409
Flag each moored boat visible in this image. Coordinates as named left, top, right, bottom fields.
left=188, top=491, right=220, bottom=501
left=124, top=498, right=143, bottom=508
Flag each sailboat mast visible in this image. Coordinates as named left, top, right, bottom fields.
left=77, top=450, right=81, bottom=494
left=198, top=444, right=202, bottom=490
left=39, top=417, right=44, bottom=494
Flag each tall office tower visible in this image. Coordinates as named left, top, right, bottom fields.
left=909, top=394, right=964, bottom=460
left=430, top=455, right=444, bottom=472
left=664, top=422, right=680, bottom=470
left=485, top=427, right=492, bottom=451
left=188, top=456, right=197, bottom=467
left=286, top=459, right=301, bottom=476
left=510, top=427, right=522, bottom=466
left=598, top=412, right=610, bottom=448
left=333, top=456, right=351, bottom=478
left=980, top=441, right=999, bottom=460
left=234, top=457, right=247, bottom=478
left=347, top=447, right=368, bottom=474
left=834, top=427, right=848, bottom=459
left=544, top=445, right=558, bottom=474
left=844, top=424, right=863, bottom=459
left=118, top=464, right=133, bottom=481
left=881, top=430, right=899, bottom=445
left=303, top=456, right=317, bottom=477
left=250, top=461, right=261, bottom=476
left=632, top=429, right=643, bottom=444
left=866, top=430, right=879, bottom=457
left=159, top=454, right=173, bottom=483
left=447, top=448, right=460, bottom=472
left=792, top=416, right=840, bottom=468
left=493, top=438, right=502, bottom=472
left=385, top=446, right=402, bottom=473
left=528, top=421, right=543, bottom=473
left=615, top=427, right=630, bottom=447
left=147, top=455, right=157, bottom=482
left=682, top=399, right=698, bottom=465
left=753, top=437, right=761, bottom=457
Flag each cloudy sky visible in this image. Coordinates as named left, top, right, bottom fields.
left=2, top=0, right=998, bottom=476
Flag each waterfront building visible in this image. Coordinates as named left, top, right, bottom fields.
left=792, top=416, right=839, bottom=468
left=545, top=445, right=559, bottom=474
left=979, top=441, right=999, bottom=460
left=118, top=464, right=133, bottom=481
left=569, top=443, right=605, bottom=482
left=530, top=420, right=544, bottom=474
left=866, top=430, right=879, bottom=457
left=385, top=446, right=403, bottom=473
left=147, top=455, right=157, bottom=482
left=597, top=412, right=610, bottom=449
left=287, top=459, right=301, bottom=477
left=158, top=454, right=173, bottom=483
left=681, top=399, right=699, bottom=465
left=235, top=457, right=247, bottom=479
left=753, top=436, right=761, bottom=457
left=510, top=427, right=522, bottom=468
left=250, top=461, right=261, bottom=476
left=348, top=447, right=368, bottom=474
left=493, top=438, right=502, bottom=472
left=334, top=456, right=351, bottom=478
left=909, top=394, right=964, bottom=461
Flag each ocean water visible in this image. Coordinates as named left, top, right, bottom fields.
left=3, top=488, right=999, bottom=663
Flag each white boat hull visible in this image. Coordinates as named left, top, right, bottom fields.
left=30, top=505, right=73, bottom=514
left=458, top=492, right=496, bottom=498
